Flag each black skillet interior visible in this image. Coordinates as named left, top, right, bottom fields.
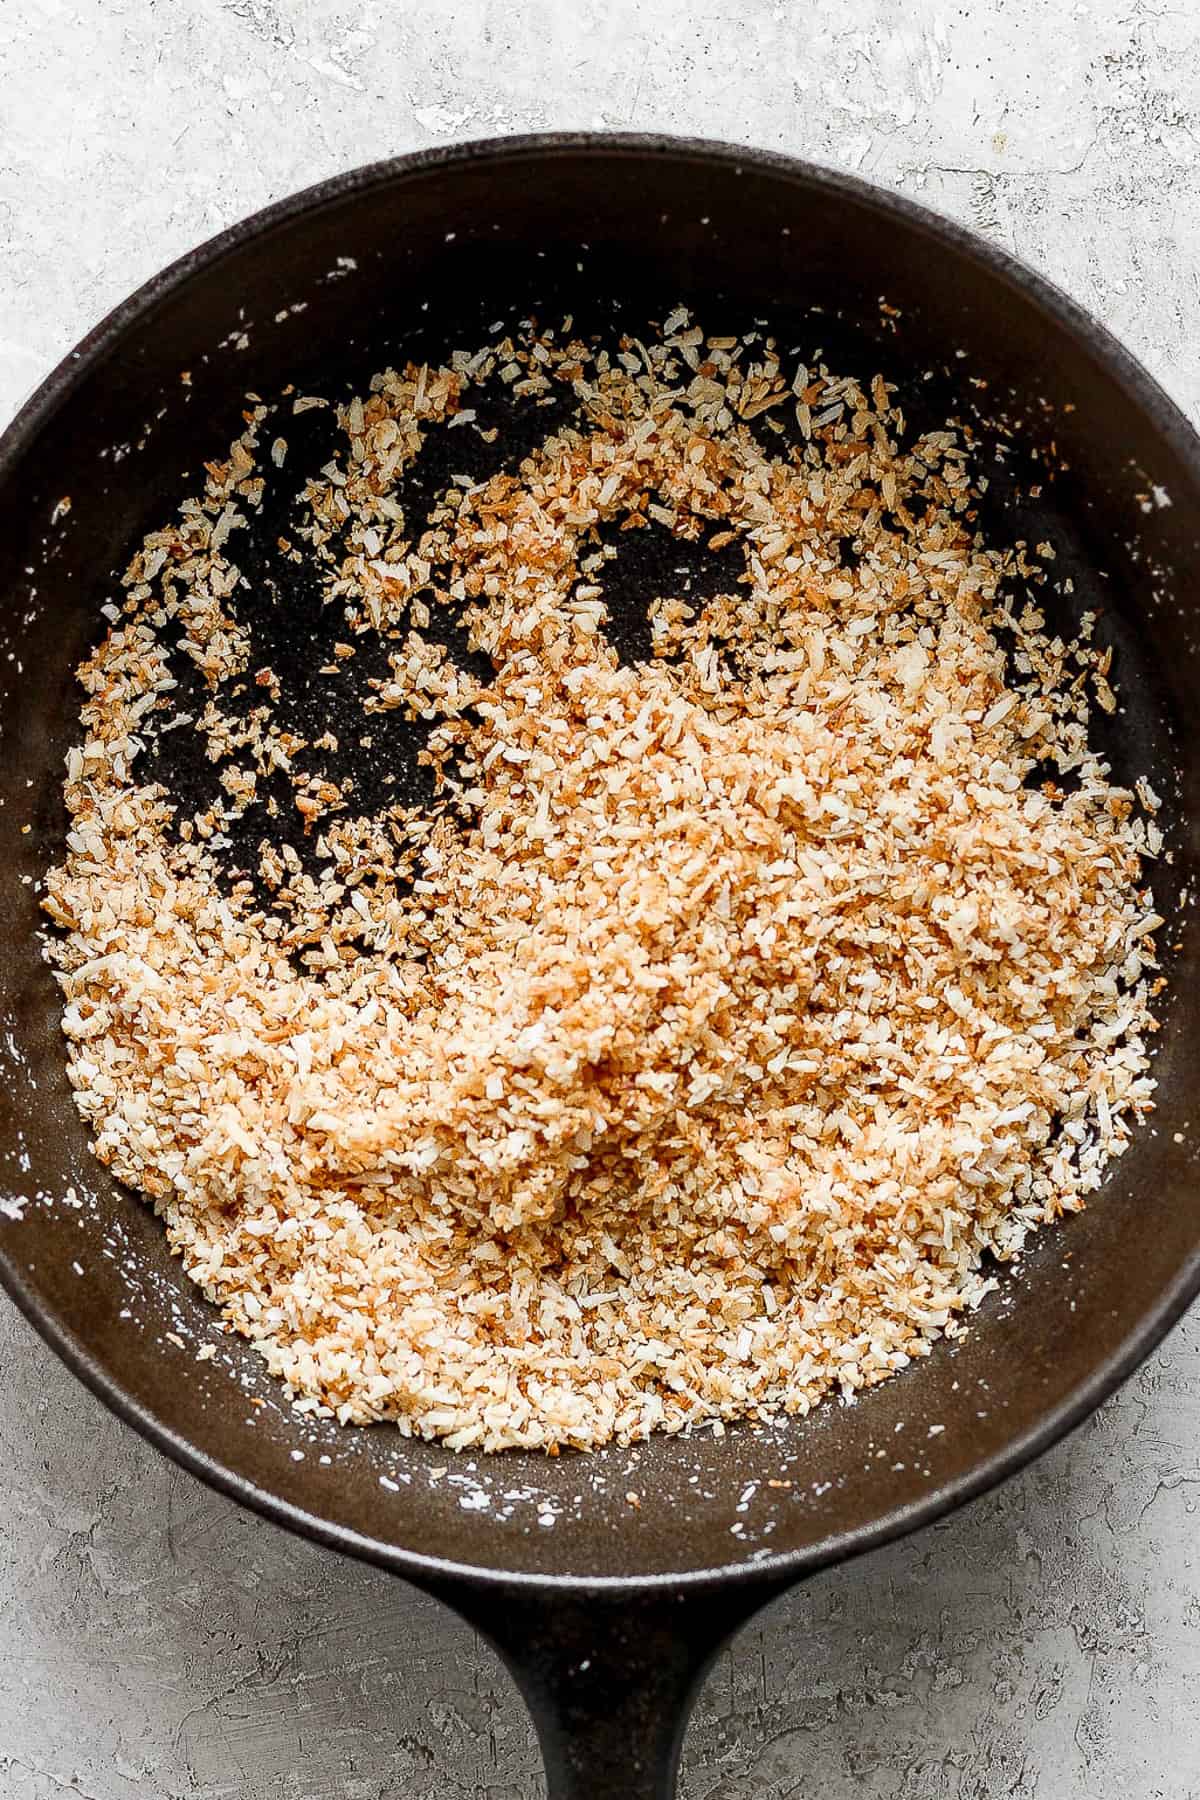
left=2, top=139, right=1200, bottom=1595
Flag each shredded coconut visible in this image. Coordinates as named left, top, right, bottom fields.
left=45, top=313, right=1162, bottom=1452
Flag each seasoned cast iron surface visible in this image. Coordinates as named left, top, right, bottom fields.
left=0, top=143, right=1197, bottom=1584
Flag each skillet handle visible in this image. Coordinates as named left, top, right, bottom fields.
left=435, top=1579, right=783, bottom=1800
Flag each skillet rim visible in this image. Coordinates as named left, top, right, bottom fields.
left=1, top=129, right=1199, bottom=1598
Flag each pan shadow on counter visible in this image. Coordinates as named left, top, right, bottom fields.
left=2, top=1295, right=1197, bottom=1800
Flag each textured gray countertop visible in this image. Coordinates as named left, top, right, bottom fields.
left=3, top=2, right=1200, bottom=1794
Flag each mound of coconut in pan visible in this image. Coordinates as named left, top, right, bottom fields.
left=46, top=312, right=1163, bottom=1452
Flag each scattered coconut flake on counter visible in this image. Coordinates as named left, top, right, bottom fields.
left=44, top=310, right=1165, bottom=1454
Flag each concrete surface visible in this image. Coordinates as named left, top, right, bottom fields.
left=2, top=0, right=1200, bottom=1794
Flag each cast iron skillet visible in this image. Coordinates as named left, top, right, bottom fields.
left=1, top=135, right=1199, bottom=1798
